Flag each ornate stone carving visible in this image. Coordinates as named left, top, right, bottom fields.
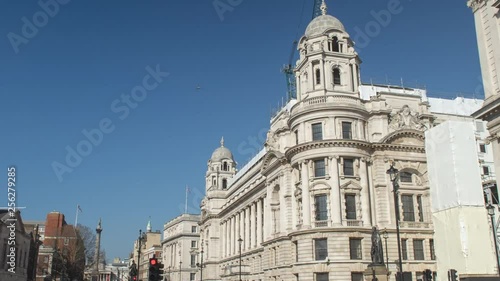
left=265, top=130, right=280, bottom=151
left=388, top=105, right=427, bottom=131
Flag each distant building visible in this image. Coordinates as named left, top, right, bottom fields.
left=131, top=220, right=162, bottom=281
left=161, top=214, right=201, bottom=281
left=0, top=210, right=32, bottom=281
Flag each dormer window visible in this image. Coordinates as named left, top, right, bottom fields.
left=333, top=68, right=341, bottom=85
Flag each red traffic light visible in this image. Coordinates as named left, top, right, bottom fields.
left=150, top=258, right=157, bottom=266
left=133, top=277, right=137, bottom=281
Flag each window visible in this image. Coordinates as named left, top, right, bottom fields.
left=349, top=238, right=362, bottom=259
left=413, top=239, right=424, bottom=260
left=294, top=241, right=299, bottom=262
left=402, top=195, right=415, bottom=222
left=483, top=166, right=490, bottom=175
left=429, top=239, right=436, bottom=260
left=316, top=69, right=321, bottom=85
left=491, top=186, right=499, bottom=205
left=316, top=273, right=329, bottom=281
left=401, top=239, right=408, bottom=260
left=352, top=273, right=364, bottom=281
left=190, top=254, right=196, bottom=266
left=342, top=122, right=352, bottom=139
left=295, top=130, right=299, bottom=145
left=191, top=226, right=197, bottom=233
left=345, top=194, right=357, bottom=220
left=312, top=123, right=323, bottom=141
left=315, top=195, right=328, bottom=221
left=333, top=68, right=341, bottom=85
left=223, top=162, right=228, bottom=171
left=397, top=272, right=413, bottom=281
left=314, top=159, right=325, bottom=177
left=343, top=158, right=354, bottom=176
left=191, top=241, right=197, bottom=248
left=332, top=37, right=340, bottom=52
left=417, top=195, right=424, bottom=222
left=222, top=179, right=228, bottom=189
left=400, top=172, right=412, bottom=183
left=190, top=273, right=196, bottom=281
left=480, top=144, right=486, bottom=153
left=314, top=239, right=328, bottom=260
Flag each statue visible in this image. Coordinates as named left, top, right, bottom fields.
left=265, top=130, right=280, bottom=151
left=129, top=260, right=138, bottom=276
left=388, top=105, right=427, bottom=131
left=370, top=227, right=385, bottom=265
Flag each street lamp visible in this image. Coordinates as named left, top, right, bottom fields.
left=487, top=204, right=500, bottom=277
left=383, top=228, right=389, bottom=274
left=387, top=164, right=403, bottom=281
left=196, top=240, right=205, bottom=281
left=238, top=237, right=243, bottom=281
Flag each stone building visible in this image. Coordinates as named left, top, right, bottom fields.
left=468, top=0, right=500, bottom=189
left=162, top=214, right=201, bottom=281
left=0, top=210, right=32, bottom=281
left=131, top=220, right=162, bottom=281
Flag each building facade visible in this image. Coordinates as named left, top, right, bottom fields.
left=468, top=0, right=500, bottom=189
left=162, top=214, right=201, bottom=281
left=199, top=3, right=441, bottom=281
left=0, top=210, right=32, bottom=281
left=131, top=220, right=162, bottom=281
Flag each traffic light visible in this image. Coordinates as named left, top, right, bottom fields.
left=132, top=276, right=137, bottom=281
left=423, top=269, right=432, bottom=281
left=158, top=262, right=165, bottom=278
left=149, top=257, right=159, bottom=281
left=448, top=269, right=458, bottom=281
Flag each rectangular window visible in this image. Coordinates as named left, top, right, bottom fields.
left=397, top=272, right=413, bottom=281
left=342, top=122, right=352, bottom=139
left=413, top=239, right=425, bottom=260
left=480, top=144, right=486, bottom=153
left=191, top=226, right=197, bottom=233
left=294, top=241, right=299, bottom=262
left=315, top=195, right=328, bottom=221
left=316, top=273, right=329, bottom=281
left=314, top=239, right=328, bottom=260
left=491, top=186, right=500, bottom=205
left=430, top=239, right=436, bottom=260
left=483, top=166, right=490, bottom=175
left=190, top=273, right=196, bottom=281
left=295, top=130, right=299, bottom=145
left=314, top=159, right=326, bottom=177
left=417, top=195, right=424, bottom=222
left=352, top=273, right=364, bottom=281
left=345, top=194, right=357, bottom=220
left=402, top=239, right=408, bottom=260
left=191, top=241, right=197, bottom=248
left=190, top=254, right=196, bottom=266
left=312, top=123, right=323, bottom=141
left=402, top=195, right=415, bottom=222
left=349, top=238, right=362, bottom=260
left=400, top=172, right=412, bottom=183
left=344, top=158, right=354, bottom=176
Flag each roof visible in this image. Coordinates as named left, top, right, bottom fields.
left=428, top=97, right=483, bottom=116
left=305, top=14, right=345, bottom=37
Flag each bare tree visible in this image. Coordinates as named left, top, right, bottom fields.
left=76, top=224, right=107, bottom=267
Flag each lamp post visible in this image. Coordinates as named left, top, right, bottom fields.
left=387, top=164, right=403, bottom=281
left=487, top=204, right=500, bottom=277
left=383, top=228, right=389, bottom=275
left=238, top=237, right=243, bottom=281
left=196, top=240, right=205, bottom=281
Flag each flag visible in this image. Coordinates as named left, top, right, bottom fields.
left=77, top=205, right=82, bottom=213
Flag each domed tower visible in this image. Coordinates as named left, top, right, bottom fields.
left=205, top=137, right=237, bottom=192
left=295, top=0, right=361, bottom=101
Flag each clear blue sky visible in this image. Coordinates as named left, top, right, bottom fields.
left=0, top=0, right=481, bottom=261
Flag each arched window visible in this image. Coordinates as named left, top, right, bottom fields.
left=223, top=162, right=228, bottom=171
left=333, top=68, right=341, bottom=85
left=315, top=69, right=321, bottom=85
left=332, top=37, right=340, bottom=52
left=222, top=179, right=227, bottom=189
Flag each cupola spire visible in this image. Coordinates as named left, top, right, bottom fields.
left=320, top=0, right=327, bottom=16
left=220, top=136, right=224, bottom=147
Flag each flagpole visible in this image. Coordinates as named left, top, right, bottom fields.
left=185, top=186, right=188, bottom=214
left=75, top=204, right=79, bottom=227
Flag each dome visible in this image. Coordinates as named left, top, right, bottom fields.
left=210, top=137, right=234, bottom=162
left=305, top=14, right=345, bottom=37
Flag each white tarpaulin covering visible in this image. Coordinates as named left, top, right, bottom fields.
left=425, top=121, right=485, bottom=212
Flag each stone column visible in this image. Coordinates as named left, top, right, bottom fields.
left=360, top=158, right=371, bottom=226
left=250, top=203, right=256, bottom=248
left=330, top=156, right=341, bottom=226
left=257, top=198, right=263, bottom=246
left=231, top=216, right=235, bottom=255
left=301, top=161, right=311, bottom=227
left=245, top=207, right=251, bottom=250
left=264, top=191, right=271, bottom=239
left=367, top=160, right=377, bottom=226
